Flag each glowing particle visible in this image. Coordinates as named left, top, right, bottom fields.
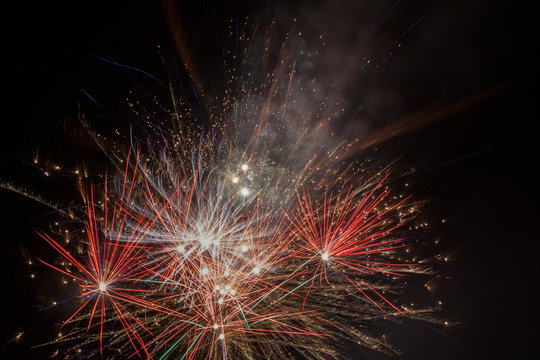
left=252, top=266, right=260, bottom=275
left=232, top=177, right=239, bottom=183
left=241, top=245, right=249, bottom=252
left=218, top=298, right=224, bottom=304
left=199, top=235, right=212, bottom=247
left=240, top=188, right=250, bottom=196
left=219, top=333, right=225, bottom=340
left=98, top=283, right=107, bottom=292
left=241, top=164, right=248, bottom=171
left=321, top=252, right=329, bottom=261
left=176, top=245, right=185, bottom=253
left=213, top=324, right=219, bottom=329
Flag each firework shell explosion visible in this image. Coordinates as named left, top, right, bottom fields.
left=4, top=13, right=442, bottom=360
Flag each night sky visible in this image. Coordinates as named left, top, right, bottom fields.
left=1, top=1, right=537, bottom=359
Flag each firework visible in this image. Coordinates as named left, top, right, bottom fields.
left=12, top=13, right=440, bottom=360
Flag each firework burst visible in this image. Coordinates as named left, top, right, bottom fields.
left=10, top=11, right=441, bottom=360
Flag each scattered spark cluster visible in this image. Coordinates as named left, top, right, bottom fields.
left=8, top=16, right=445, bottom=360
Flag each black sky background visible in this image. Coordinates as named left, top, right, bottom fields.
left=1, top=0, right=538, bottom=359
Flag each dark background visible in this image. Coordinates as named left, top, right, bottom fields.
left=1, top=0, right=537, bottom=359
